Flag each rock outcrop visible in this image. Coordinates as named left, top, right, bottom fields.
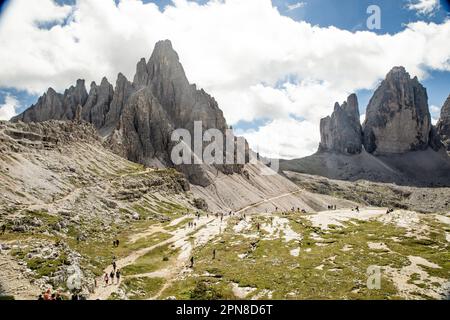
left=362, top=67, right=431, bottom=155
left=282, top=66, right=450, bottom=187
left=13, top=80, right=88, bottom=123
left=81, top=77, right=114, bottom=129
left=437, top=95, right=450, bottom=151
left=319, top=94, right=362, bottom=154
left=12, top=40, right=246, bottom=187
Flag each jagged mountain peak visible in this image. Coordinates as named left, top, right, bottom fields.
left=363, top=66, right=430, bottom=154
left=100, top=76, right=111, bottom=86
left=319, top=93, right=362, bottom=155
left=150, top=39, right=179, bottom=59
left=146, top=39, right=190, bottom=90
left=46, top=87, right=59, bottom=96
left=11, top=40, right=239, bottom=186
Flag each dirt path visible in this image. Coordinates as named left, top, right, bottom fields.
left=89, top=214, right=218, bottom=300
left=236, top=189, right=304, bottom=214
left=89, top=189, right=309, bottom=300
left=119, top=168, right=155, bottom=178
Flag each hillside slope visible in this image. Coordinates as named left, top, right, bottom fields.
left=0, top=120, right=196, bottom=298
left=280, top=149, right=450, bottom=187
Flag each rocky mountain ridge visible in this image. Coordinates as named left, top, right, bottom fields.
left=12, top=40, right=243, bottom=187
left=280, top=66, right=450, bottom=186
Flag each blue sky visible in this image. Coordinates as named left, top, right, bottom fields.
left=0, top=0, right=449, bottom=158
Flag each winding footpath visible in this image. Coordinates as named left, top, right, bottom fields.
left=89, top=189, right=306, bottom=300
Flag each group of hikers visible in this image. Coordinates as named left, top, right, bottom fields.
left=102, top=269, right=121, bottom=286
left=327, top=205, right=337, bottom=210
left=101, top=258, right=121, bottom=286
left=281, top=207, right=307, bottom=215
left=187, top=221, right=197, bottom=228
left=37, top=289, right=64, bottom=301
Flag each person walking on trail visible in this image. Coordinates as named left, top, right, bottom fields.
left=355, top=206, right=360, bottom=213
left=116, top=269, right=121, bottom=284
left=104, top=273, right=109, bottom=286
left=112, top=261, right=117, bottom=272
left=190, top=256, right=194, bottom=268
left=110, top=271, right=115, bottom=284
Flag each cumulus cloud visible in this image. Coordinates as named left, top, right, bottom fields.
left=236, top=117, right=319, bottom=159
left=0, top=0, right=450, bottom=158
left=0, top=94, right=19, bottom=120
left=406, top=0, right=440, bottom=16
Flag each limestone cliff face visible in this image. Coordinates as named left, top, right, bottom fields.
left=319, top=94, right=362, bottom=154
left=317, top=67, right=447, bottom=158
left=13, top=80, right=88, bottom=123
left=437, top=95, right=450, bottom=151
left=12, top=40, right=244, bottom=186
left=362, top=67, right=431, bottom=155
left=81, top=77, right=114, bottom=129
left=134, top=40, right=228, bottom=135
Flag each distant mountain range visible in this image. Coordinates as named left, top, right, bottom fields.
left=11, top=42, right=450, bottom=187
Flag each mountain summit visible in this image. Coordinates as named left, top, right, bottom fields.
left=280, top=66, right=450, bottom=186
left=12, top=40, right=240, bottom=187
left=363, top=66, right=433, bottom=154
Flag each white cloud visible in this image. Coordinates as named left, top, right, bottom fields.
left=360, top=114, right=366, bottom=125
left=236, top=117, right=319, bottom=159
left=406, top=0, right=440, bottom=16
left=430, top=104, right=441, bottom=125
left=0, top=95, right=19, bottom=121
left=286, top=2, right=306, bottom=12
left=0, top=0, right=450, bottom=158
